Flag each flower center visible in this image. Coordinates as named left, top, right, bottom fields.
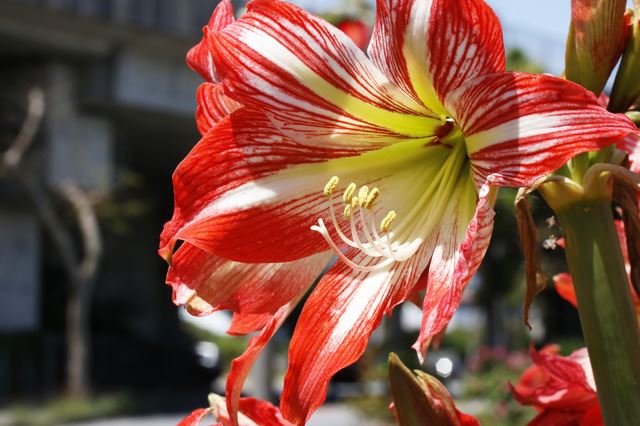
left=311, top=176, right=406, bottom=272
left=311, top=138, right=472, bottom=272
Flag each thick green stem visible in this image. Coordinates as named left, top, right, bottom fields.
left=556, top=199, right=640, bottom=426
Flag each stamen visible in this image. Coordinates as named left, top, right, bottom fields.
left=343, top=182, right=357, bottom=204
left=311, top=219, right=394, bottom=272
left=314, top=179, right=417, bottom=272
left=328, top=196, right=358, bottom=248
left=358, top=186, right=369, bottom=206
left=364, top=188, right=380, bottom=209
left=343, top=204, right=351, bottom=220
left=351, top=196, right=359, bottom=209
left=380, top=210, right=397, bottom=233
left=324, top=176, right=339, bottom=197
left=349, top=199, right=387, bottom=258
left=358, top=204, right=398, bottom=259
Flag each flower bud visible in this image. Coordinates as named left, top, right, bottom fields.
left=610, top=5, right=640, bottom=112
left=565, top=0, right=629, bottom=94
left=388, top=353, right=479, bottom=426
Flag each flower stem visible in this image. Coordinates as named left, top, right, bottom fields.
left=555, top=198, right=640, bottom=426
left=571, top=153, right=590, bottom=184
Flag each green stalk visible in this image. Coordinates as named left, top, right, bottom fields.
left=571, top=153, right=590, bottom=184
left=555, top=198, right=640, bottom=425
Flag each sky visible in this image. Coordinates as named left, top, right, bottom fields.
left=487, top=0, right=571, bottom=73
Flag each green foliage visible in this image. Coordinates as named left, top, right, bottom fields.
left=506, top=48, right=545, bottom=74
left=10, top=394, right=133, bottom=426
left=462, top=361, right=535, bottom=425
left=439, top=328, right=482, bottom=355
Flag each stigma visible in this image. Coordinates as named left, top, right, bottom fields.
left=311, top=176, right=416, bottom=272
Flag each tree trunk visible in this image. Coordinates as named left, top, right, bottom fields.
left=65, top=276, right=93, bottom=397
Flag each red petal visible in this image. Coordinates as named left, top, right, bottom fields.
left=225, top=301, right=299, bottom=426
left=196, top=83, right=242, bottom=135
left=553, top=273, right=579, bottom=308
left=414, top=185, right=495, bottom=358
left=281, top=247, right=431, bottom=424
left=178, top=408, right=211, bottom=426
left=227, top=311, right=272, bottom=336
left=209, top=0, right=439, bottom=148
left=446, top=72, right=638, bottom=187
left=369, top=0, right=504, bottom=113
left=579, top=403, right=604, bottom=426
left=210, top=394, right=291, bottom=426
left=186, top=0, right=234, bottom=81
left=512, top=346, right=597, bottom=412
left=527, top=409, right=590, bottom=426
left=236, top=398, right=292, bottom=426
left=166, top=242, right=329, bottom=317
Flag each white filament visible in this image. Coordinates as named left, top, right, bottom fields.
left=311, top=184, right=422, bottom=271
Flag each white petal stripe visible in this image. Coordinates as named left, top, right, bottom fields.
left=466, top=112, right=573, bottom=155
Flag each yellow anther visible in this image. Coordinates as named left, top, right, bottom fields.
left=343, top=182, right=357, bottom=204
left=343, top=204, right=352, bottom=220
left=324, top=176, right=340, bottom=197
left=358, top=186, right=369, bottom=206
left=380, top=210, right=397, bottom=233
left=364, top=188, right=380, bottom=209
left=351, top=196, right=359, bottom=209
left=439, top=114, right=447, bottom=125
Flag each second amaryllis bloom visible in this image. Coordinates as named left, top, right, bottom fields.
left=511, top=346, right=602, bottom=426
left=160, top=0, right=638, bottom=423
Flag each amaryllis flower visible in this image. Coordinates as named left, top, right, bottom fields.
left=511, top=346, right=602, bottom=426
left=160, top=0, right=637, bottom=423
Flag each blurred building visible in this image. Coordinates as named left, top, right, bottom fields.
left=0, top=0, right=219, bottom=402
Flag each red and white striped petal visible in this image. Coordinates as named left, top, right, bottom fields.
left=414, top=185, right=495, bottom=359
left=368, top=0, right=505, bottom=115
left=445, top=72, right=638, bottom=187
left=166, top=242, right=329, bottom=317
left=160, top=105, right=455, bottom=264
left=186, top=0, right=235, bottom=82
left=195, top=83, right=242, bottom=135
left=280, top=245, right=432, bottom=424
left=158, top=108, right=363, bottom=262
left=209, top=0, right=442, bottom=149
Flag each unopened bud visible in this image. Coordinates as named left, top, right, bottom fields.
left=610, top=8, right=640, bottom=112
left=566, top=0, right=629, bottom=94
